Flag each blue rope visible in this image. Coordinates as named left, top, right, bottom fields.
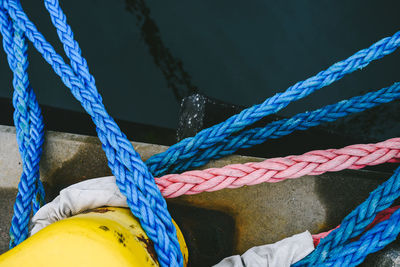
left=153, top=81, right=400, bottom=175
left=146, top=30, right=400, bottom=177
left=2, top=0, right=400, bottom=265
left=0, top=0, right=182, bottom=266
left=0, top=7, right=45, bottom=248
left=43, top=0, right=102, bottom=103
left=322, top=207, right=400, bottom=266
left=294, top=166, right=400, bottom=266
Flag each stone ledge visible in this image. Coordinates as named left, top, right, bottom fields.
left=0, top=125, right=265, bottom=189
left=0, top=125, right=397, bottom=266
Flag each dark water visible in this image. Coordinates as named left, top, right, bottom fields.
left=0, top=0, right=400, bottom=138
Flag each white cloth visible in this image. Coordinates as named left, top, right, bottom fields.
left=30, top=176, right=126, bottom=235
left=213, top=231, right=314, bottom=267
left=30, top=176, right=314, bottom=267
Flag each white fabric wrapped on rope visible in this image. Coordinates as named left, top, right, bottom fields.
left=30, top=176, right=126, bottom=235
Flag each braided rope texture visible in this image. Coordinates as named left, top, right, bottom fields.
left=0, top=8, right=45, bottom=248
left=295, top=166, right=400, bottom=266
left=146, top=30, right=400, bottom=177
left=43, top=0, right=102, bottom=103
left=155, top=81, right=400, bottom=175
left=1, top=0, right=400, bottom=265
left=322, top=207, right=400, bottom=266
left=312, top=206, right=400, bottom=247
left=1, top=0, right=182, bottom=265
left=156, top=137, right=400, bottom=198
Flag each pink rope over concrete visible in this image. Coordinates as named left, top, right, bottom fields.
left=156, top=138, right=400, bottom=198
left=312, top=206, right=400, bottom=247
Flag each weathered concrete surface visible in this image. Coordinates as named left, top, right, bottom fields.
left=0, top=125, right=264, bottom=189
left=0, top=125, right=265, bottom=254
left=169, top=170, right=392, bottom=266
left=0, top=125, right=398, bottom=266
left=0, top=125, right=264, bottom=199
left=0, top=188, right=16, bottom=254
left=363, top=242, right=400, bottom=267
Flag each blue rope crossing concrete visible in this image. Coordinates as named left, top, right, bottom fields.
left=152, top=82, right=400, bottom=175
left=1, top=0, right=400, bottom=265
left=0, top=7, right=45, bottom=248
left=294, top=166, right=400, bottom=266
left=322, top=207, right=400, bottom=266
left=146, top=30, right=400, bottom=177
left=1, top=0, right=183, bottom=266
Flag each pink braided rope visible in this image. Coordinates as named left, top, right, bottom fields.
left=312, top=206, right=400, bottom=247
left=156, top=138, right=400, bottom=198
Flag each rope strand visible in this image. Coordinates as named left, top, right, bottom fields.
left=323, top=208, right=400, bottom=266
left=295, top=166, right=400, bottom=266
left=146, top=31, right=400, bottom=176
left=1, top=1, right=182, bottom=265
left=156, top=137, right=400, bottom=198
left=156, top=81, right=400, bottom=175
left=2, top=0, right=400, bottom=265
left=312, top=206, right=400, bottom=247
left=0, top=9, right=45, bottom=248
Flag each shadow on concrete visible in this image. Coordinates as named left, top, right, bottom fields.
left=0, top=188, right=17, bottom=254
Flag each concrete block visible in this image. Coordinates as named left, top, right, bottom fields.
left=0, top=125, right=396, bottom=266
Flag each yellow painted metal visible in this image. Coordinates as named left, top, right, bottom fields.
left=0, top=207, right=188, bottom=267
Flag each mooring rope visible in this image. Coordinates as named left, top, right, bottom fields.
left=295, top=166, right=400, bottom=266
left=312, top=206, right=400, bottom=247
left=0, top=7, right=45, bottom=247
left=146, top=30, right=400, bottom=177
left=156, top=137, right=400, bottom=198
left=153, top=81, right=400, bottom=177
left=1, top=0, right=400, bottom=265
left=0, top=0, right=183, bottom=265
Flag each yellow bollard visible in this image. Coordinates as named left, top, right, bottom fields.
left=0, top=207, right=188, bottom=267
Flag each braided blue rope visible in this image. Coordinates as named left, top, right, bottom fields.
left=154, top=81, right=400, bottom=175
left=0, top=1, right=183, bottom=266
left=294, top=166, right=400, bottom=266
left=146, top=30, right=400, bottom=177
left=43, top=0, right=102, bottom=103
left=321, top=207, right=400, bottom=266
left=0, top=7, right=45, bottom=248
left=2, top=0, right=400, bottom=265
